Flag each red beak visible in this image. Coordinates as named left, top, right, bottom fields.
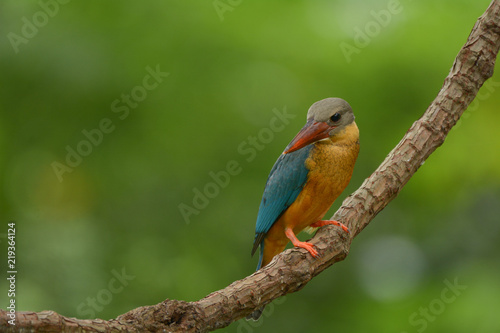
left=284, top=119, right=333, bottom=154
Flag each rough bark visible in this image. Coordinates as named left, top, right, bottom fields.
left=2, top=1, right=500, bottom=332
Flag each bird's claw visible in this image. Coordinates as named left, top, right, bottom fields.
left=295, top=241, right=319, bottom=258
left=338, top=222, right=350, bottom=234
left=311, top=220, right=350, bottom=234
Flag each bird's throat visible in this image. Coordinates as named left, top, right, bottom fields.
left=328, top=121, right=359, bottom=146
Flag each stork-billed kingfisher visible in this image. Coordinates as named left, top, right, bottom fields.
left=249, top=98, right=359, bottom=318
left=247, top=98, right=359, bottom=320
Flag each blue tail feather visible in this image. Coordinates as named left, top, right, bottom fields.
left=257, top=240, right=264, bottom=271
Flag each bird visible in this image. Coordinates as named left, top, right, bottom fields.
left=247, top=97, right=359, bottom=320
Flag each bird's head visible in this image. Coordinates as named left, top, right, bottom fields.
left=284, top=98, right=355, bottom=154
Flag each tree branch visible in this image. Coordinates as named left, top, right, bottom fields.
left=2, top=1, right=500, bottom=332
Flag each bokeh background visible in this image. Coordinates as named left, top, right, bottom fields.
left=1, top=1, right=500, bottom=332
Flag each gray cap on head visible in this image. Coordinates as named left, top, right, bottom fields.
left=307, top=98, right=355, bottom=129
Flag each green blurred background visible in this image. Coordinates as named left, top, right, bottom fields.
left=1, top=0, right=500, bottom=332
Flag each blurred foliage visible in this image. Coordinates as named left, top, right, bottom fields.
left=1, top=0, right=499, bottom=332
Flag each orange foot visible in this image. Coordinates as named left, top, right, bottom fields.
left=285, top=228, right=319, bottom=258
left=310, top=220, right=350, bottom=234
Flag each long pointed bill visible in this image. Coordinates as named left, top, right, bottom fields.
left=284, top=120, right=334, bottom=154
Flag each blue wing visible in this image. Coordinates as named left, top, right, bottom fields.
left=251, top=145, right=313, bottom=256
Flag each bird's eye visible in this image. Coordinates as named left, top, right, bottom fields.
left=330, top=113, right=341, bottom=122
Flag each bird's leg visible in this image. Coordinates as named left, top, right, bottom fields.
left=310, top=220, right=350, bottom=234
left=284, top=227, right=319, bottom=258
